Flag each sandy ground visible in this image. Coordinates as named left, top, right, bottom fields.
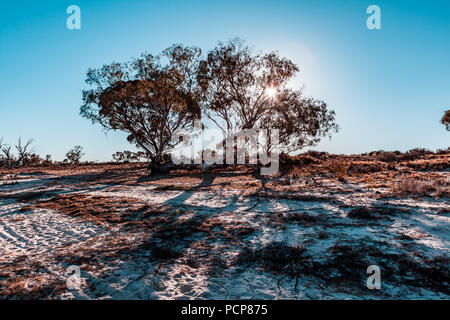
left=0, top=161, right=449, bottom=300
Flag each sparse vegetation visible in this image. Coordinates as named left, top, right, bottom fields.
left=1, top=150, right=449, bottom=300
left=395, top=178, right=449, bottom=197
left=81, top=45, right=203, bottom=171
left=331, top=161, right=348, bottom=180
left=64, top=146, right=84, bottom=164
left=112, top=150, right=149, bottom=163
left=441, top=109, right=450, bottom=131
left=198, top=39, right=339, bottom=153
left=0, top=137, right=35, bottom=168
left=2, top=2, right=450, bottom=302
left=81, top=39, right=338, bottom=172
left=280, top=153, right=320, bottom=167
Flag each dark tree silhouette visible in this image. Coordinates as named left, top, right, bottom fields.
left=442, top=110, right=450, bottom=131
left=197, top=39, right=338, bottom=152
left=0, top=137, right=34, bottom=168
left=0, top=138, right=9, bottom=168
left=112, top=150, right=139, bottom=163
left=1, top=143, right=14, bottom=169
left=81, top=45, right=202, bottom=170
left=82, top=40, right=338, bottom=171
left=262, top=92, right=339, bottom=152
left=15, top=138, right=34, bottom=167
left=65, top=146, right=84, bottom=164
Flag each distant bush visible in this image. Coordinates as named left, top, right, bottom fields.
left=370, top=149, right=434, bottom=163
left=441, top=109, right=450, bottom=131
left=112, top=150, right=139, bottom=163
left=0, top=137, right=35, bottom=168
left=42, top=155, right=53, bottom=166
left=436, top=147, right=450, bottom=155
left=65, top=146, right=84, bottom=164
left=375, top=151, right=400, bottom=163
left=112, top=150, right=151, bottom=163
left=331, top=161, right=349, bottom=180
left=348, top=162, right=384, bottom=174
left=280, top=153, right=321, bottom=167
left=304, top=150, right=329, bottom=159
left=28, top=153, right=43, bottom=166
left=399, top=148, right=434, bottom=161
left=395, top=178, right=449, bottom=197
left=405, top=160, right=450, bottom=171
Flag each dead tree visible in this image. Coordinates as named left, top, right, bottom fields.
left=15, top=138, right=34, bottom=167
left=0, top=138, right=4, bottom=167
left=1, top=145, right=14, bottom=169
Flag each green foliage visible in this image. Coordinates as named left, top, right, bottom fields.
left=81, top=45, right=202, bottom=166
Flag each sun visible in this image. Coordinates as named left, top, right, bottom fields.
left=265, top=86, right=277, bottom=98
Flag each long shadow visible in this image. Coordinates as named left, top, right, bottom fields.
left=4, top=164, right=449, bottom=299
left=164, top=173, right=216, bottom=206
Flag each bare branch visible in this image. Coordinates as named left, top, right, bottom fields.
left=15, top=137, right=34, bottom=167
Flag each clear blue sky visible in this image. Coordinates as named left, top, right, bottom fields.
left=1, top=0, right=449, bottom=161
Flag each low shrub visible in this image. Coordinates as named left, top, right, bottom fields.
left=394, top=178, right=450, bottom=197
left=280, top=153, right=321, bottom=167
left=331, top=161, right=349, bottom=179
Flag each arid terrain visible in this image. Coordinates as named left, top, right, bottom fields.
left=0, top=150, right=449, bottom=300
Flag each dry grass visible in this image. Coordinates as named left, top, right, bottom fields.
left=21, top=194, right=169, bottom=228
left=234, top=239, right=450, bottom=295
left=394, top=178, right=450, bottom=197
left=1, top=150, right=449, bottom=299
left=331, top=161, right=349, bottom=180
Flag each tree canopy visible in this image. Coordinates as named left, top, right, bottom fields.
left=81, top=45, right=202, bottom=166
left=442, top=110, right=450, bottom=131
left=197, top=39, right=338, bottom=152
left=81, top=39, right=339, bottom=169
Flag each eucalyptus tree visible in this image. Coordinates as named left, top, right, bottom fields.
left=197, top=38, right=338, bottom=153
left=81, top=45, right=202, bottom=171
left=442, top=109, right=450, bottom=131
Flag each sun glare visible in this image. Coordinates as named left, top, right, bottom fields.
left=265, top=87, right=277, bottom=98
